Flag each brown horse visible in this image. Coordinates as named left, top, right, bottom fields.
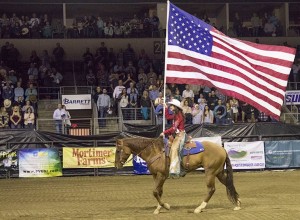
left=115, top=137, right=241, bottom=214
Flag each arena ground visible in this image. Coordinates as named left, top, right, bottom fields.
left=0, top=170, right=299, bottom=220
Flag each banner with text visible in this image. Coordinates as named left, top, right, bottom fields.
left=224, top=141, right=265, bottom=169
left=63, top=147, right=133, bottom=168
left=285, top=90, right=300, bottom=105
left=0, top=150, right=18, bottom=170
left=62, top=94, right=92, bottom=110
left=19, top=148, right=62, bottom=177
left=265, top=140, right=300, bottom=168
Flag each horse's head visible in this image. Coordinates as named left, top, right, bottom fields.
left=115, top=138, right=132, bottom=169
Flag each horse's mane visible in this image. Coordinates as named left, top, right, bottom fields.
left=122, top=137, right=164, bottom=150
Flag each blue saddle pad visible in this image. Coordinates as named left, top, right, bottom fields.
left=181, top=141, right=204, bottom=156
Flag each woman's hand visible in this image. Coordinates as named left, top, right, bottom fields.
left=160, top=132, right=164, bottom=137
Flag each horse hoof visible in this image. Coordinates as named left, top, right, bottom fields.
left=194, top=208, right=202, bottom=214
left=153, top=209, right=160, bottom=214
left=234, top=206, right=241, bottom=211
left=163, top=203, right=170, bottom=210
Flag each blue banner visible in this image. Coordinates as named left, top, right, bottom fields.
left=133, top=155, right=150, bottom=175
left=265, top=140, right=300, bottom=168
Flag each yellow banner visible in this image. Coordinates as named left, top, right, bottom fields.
left=63, top=147, right=132, bottom=168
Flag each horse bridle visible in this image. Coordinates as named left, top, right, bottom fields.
left=117, top=139, right=159, bottom=165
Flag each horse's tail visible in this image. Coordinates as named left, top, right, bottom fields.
left=225, top=154, right=239, bottom=205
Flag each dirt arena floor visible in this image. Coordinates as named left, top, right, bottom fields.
left=0, top=170, right=300, bottom=220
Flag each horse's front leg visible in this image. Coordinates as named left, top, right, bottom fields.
left=194, top=172, right=216, bottom=213
left=152, top=173, right=170, bottom=214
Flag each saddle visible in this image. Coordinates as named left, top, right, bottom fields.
left=181, top=141, right=205, bottom=157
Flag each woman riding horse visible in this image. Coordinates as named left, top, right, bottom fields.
left=159, top=99, right=186, bottom=178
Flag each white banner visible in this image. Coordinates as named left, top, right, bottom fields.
left=224, top=141, right=265, bottom=169
left=62, top=94, right=92, bottom=110
left=285, top=90, right=300, bottom=105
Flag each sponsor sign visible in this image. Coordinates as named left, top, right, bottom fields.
left=265, top=140, right=300, bottom=168
left=63, top=147, right=132, bottom=168
left=285, top=90, right=300, bottom=105
left=19, top=148, right=62, bottom=177
left=224, top=141, right=265, bottom=169
left=62, top=94, right=92, bottom=109
left=0, top=150, right=18, bottom=170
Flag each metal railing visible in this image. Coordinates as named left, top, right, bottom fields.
left=282, top=112, right=300, bottom=124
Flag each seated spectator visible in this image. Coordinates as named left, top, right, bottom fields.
left=203, top=105, right=214, bottom=124
left=0, top=107, right=9, bottom=129
left=25, top=83, right=38, bottom=103
left=192, top=104, right=203, bottom=124
left=22, top=100, right=35, bottom=114
left=8, top=70, right=18, bottom=85
left=23, top=107, right=35, bottom=129
left=149, top=85, right=159, bottom=102
left=9, top=105, right=22, bottom=128
left=140, top=90, right=151, bottom=120
left=2, top=82, right=14, bottom=101
left=14, top=95, right=25, bottom=108
left=14, top=81, right=24, bottom=101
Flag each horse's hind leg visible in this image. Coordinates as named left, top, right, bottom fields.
left=194, top=173, right=216, bottom=213
left=217, top=172, right=241, bottom=211
left=153, top=173, right=170, bottom=214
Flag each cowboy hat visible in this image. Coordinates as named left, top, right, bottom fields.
left=168, top=99, right=183, bottom=110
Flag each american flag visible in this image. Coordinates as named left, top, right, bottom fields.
left=165, top=2, right=296, bottom=120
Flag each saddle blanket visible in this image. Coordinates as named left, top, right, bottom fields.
left=181, top=141, right=204, bottom=156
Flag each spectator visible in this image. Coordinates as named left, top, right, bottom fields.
left=123, top=73, right=136, bottom=88
left=14, top=81, right=24, bottom=101
left=97, top=88, right=111, bottom=127
left=2, top=82, right=14, bottom=101
left=154, top=97, right=164, bottom=125
left=230, top=97, right=239, bottom=123
left=9, top=105, right=22, bottom=129
left=29, top=50, right=40, bottom=65
left=96, top=16, right=104, bottom=38
left=0, top=107, right=9, bottom=128
left=258, top=111, right=270, bottom=122
left=140, top=90, right=151, bottom=120
left=27, top=62, right=39, bottom=81
left=4, top=98, right=12, bottom=114
left=52, top=103, right=64, bottom=133
left=182, top=84, right=194, bottom=106
left=52, top=42, right=65, bottom=71
left=264, top=20, right=276, bottom=36
left=198, top=97, right=207, bottom=112
left=233, top=12, right=243, bottom=37
left=51, top=67, right=63, bottom=86
left=118, top=88, right=129, bottom=118
left=21, top=100, right=34, bottom=114
left=25, top=83, right=37, bottom=102
left=96, top=63, right=108, bottom=87
left=128, top=86, right=138, bottom=119
left=207, top=90, right=218, bottom=111
left=214, top=99, right=226, bottom=125
left=203, top=105, right=214, bottom=124
left=124, top=61, right=136, bottom=76
left=7, top=44, right=20, bottom=69
left=192, top=104, right=203, bottom=124
left=93, top=86, right=102, bottom=103
left=62, top=105, right=71, bottom=134
left=244, top=104, right=259, bottom=122
left=86, top=68, right=96, bottom=86
left=149, top=85, right=159, bottom=102
left=147, top=67, right=157, bottom=83
left=135, top=78, right=145, bottom=97
left=137, top=68, right=147, bottom=84
left=154, top=92, right=163, bottom=107
left=40, top=50, right=51, bottom=68
left=182, top=99, right=192, bottom=124
left=168, top=83, right=178, bottom=95
left=14, top=96, right=25, bottom=108
left=23, top=107, right=35, bottom=129
left=113, top=79, right=125, bottom=100
left=225, top=102, right=233, bottom=124
left=124, top=43, right=135, bottom=66
left=8, top=70, right=17, bottom=85
left=42, top=21, right=52, bottom=38
left=173, top=88, right=182, bottom=102
left=250, top=13, right=260, bottom=37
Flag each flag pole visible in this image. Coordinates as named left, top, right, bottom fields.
left=162, top=0, right=170, bottom=134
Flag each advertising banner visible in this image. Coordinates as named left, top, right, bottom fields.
left=224, top=141, right=265, bottom=169
left=133, top=136, right=222, bottom=174
left=285, top=90, right=300, bottom=105
left=265, top=140, right=300, bottom=168
left=63, top=147, right=132, bottom=168
left=62, top=94, right=92, bottom=110
left=0, top=150, right=18, bottom=170
left=19, top=148, right=62, bottom=177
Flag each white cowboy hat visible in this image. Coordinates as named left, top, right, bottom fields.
left=168, top=99, right=183, bottom=110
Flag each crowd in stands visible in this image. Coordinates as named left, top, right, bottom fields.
left=0, top=11, right=160, bottom=39
left=0, top=41, right=66, bottom=129
left=231, top=11, right=283, bottom=37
